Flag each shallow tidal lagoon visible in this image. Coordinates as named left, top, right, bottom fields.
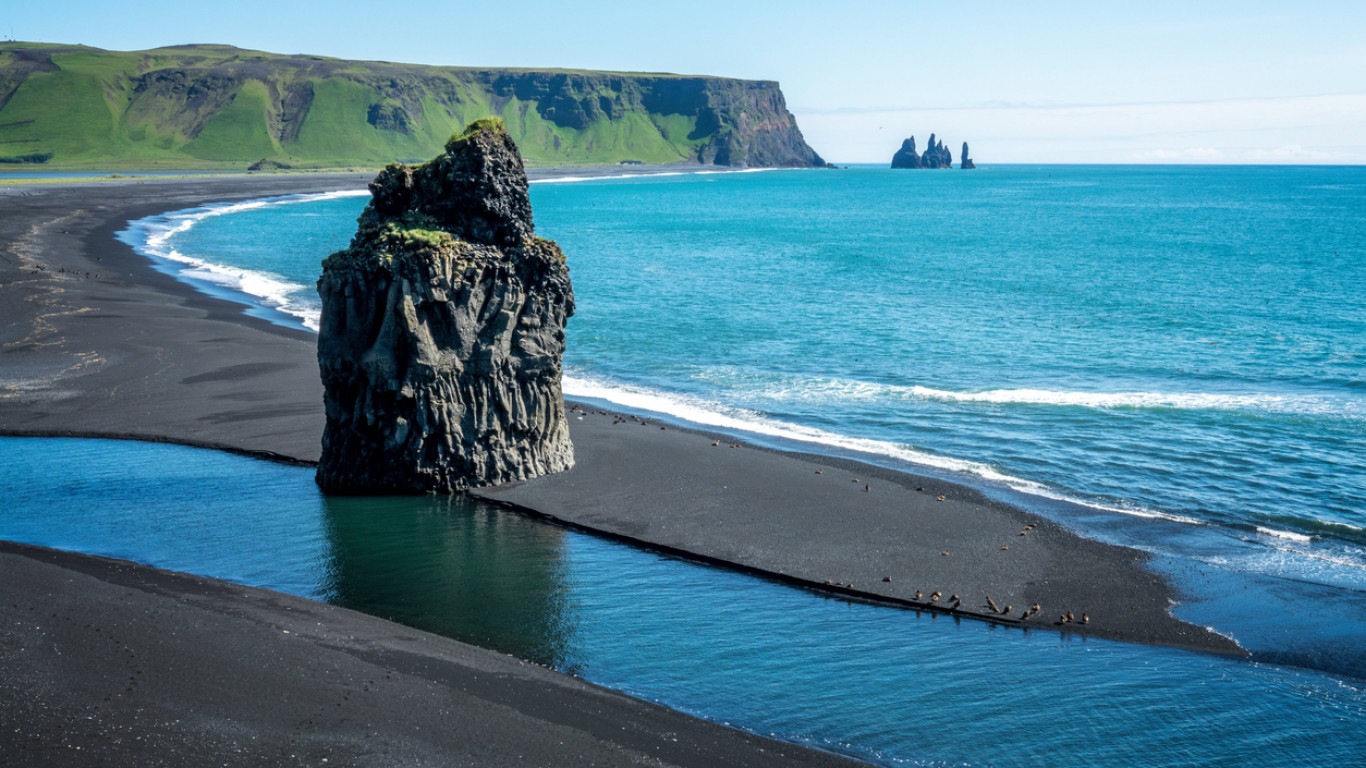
left=4, top=436, right=1363, bottom=767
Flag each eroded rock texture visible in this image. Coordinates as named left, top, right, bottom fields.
left=316, top=119, right=574, bottom=493
left=961, top=142, right=976, bottom=169
left=891, top=137, right=923, bottom=169
left=890, top=134, right=957, bottom=169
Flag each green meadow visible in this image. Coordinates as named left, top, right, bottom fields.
left=0, top=43, right=733, bottom=170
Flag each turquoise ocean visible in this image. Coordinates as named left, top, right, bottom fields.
left=5, top=165, right=1364, bottom=764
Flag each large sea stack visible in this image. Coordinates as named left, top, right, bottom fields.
left=316, top=118, right=575, bottom=494
left=890, top=134, right=956, bottom=169
left=890, top=137, right=923, bottom=169
left=961, top=141, right=976, bottom=169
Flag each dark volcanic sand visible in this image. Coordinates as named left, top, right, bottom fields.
left=0, top=540, right=864, bottom=767
left=0, top=175, right=1244, bottom=758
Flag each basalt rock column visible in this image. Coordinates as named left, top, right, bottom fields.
left=961, top=141, right=976, bottom=169
left=316, top=118, right=575, bottom=493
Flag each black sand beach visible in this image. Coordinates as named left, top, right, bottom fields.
left=0, top=540, right=864, bottom=767
left=0, top=175, right=1244, bottom=761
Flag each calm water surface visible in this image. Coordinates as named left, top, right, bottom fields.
left=4, top=437, right=1363, bottom=767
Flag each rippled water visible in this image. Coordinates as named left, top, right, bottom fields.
left=117, top=166, right=1366, bottom=654
left=4, top=437, right=1363, bottom=767
left=122, top=166, right=1366, bottom=539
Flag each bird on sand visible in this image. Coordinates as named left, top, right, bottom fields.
left=1081, top=613, right=1090, bottom=624
left=949, top=594, right=961, bottom=609
left=914, top=590, right=923, bottom=601
left=930, top=591, right=942, bottom=603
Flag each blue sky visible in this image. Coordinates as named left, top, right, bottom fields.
left=9, top=1, right=1365, bottom=163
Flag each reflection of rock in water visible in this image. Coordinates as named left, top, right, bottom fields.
left=319, top=495, right=577, bottom=668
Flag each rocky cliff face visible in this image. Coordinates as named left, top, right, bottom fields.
left=890, top=134, right=956, bottom=169
left=891, top=137, right=922, bottom=169
left=923, top=134, right=953, bottom=168
left=315, top=118, right=574, bottom=494
left=961, top=141, right=976, bottom=169
left=0, top=42, right=826, bottom=169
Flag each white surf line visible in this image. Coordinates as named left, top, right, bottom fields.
left=562, top=372, right=1207, bottom=527
left=121, top=190, right=372, bottom=332
left=752, top=372, right=1364, bottom=420
left=1255, top=526, right=1315, bottom=543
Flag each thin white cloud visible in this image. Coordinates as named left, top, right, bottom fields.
left=1132, top=147, right=1226, bottom=162
left=796, top=93, right=1366, bottom=164
left=1238, top=145, right=1349, bottom=162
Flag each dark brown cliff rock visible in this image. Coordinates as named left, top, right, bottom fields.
left=315, top=118, right=575, bottom=493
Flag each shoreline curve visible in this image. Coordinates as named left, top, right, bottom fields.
left=0, top=175, right=1245, bottom=654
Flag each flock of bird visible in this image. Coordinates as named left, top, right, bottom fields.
left=572, top=405, right=1095, bottom=631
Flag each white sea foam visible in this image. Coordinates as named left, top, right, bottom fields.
left=562, top=372, right=1206, bottom=526
left=126, top=169, right=779, bottom=330
left=745, top=372, right=1363, bottom=420
left=125, top=190, right=368, bottom=330
left=1256, top=526, right=1315, bottom=543
left=1232, top=538, right=1366, bottom=583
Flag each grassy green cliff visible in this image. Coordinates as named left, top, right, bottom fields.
left=0, top=42, right=825, bottom=170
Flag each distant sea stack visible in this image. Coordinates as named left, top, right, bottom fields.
left=891, top=137, right=923, bottom=169
left=961, top=142, right=976, bottom=169
left=890, top=133, right=960, bottom=169
left=315, top=118, right=575, bottom=494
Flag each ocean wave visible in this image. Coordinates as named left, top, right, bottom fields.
left=1256, top=526, right=1315, bottom=543
left=738, top=372, right=1364, bottom=419
left=121, top=190, right=368, bottom=330
left=1233, top=537, right=1366, bottom=582
left=562, top=372, right=1205, bottom=526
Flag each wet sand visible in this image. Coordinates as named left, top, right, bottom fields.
left=0, top=175, right=1244, bottom=760
left=0, top=540, right=864, bottom=767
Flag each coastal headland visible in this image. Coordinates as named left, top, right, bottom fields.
left=0, top=173, right=1244, bottom=762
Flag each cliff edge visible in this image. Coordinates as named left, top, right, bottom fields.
left=0, top=42, right=825, bottom=170
left=315, top=118, right=575, bottom=493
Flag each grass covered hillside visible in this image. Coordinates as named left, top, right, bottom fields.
left=0, top=42, right=825, bottom=170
